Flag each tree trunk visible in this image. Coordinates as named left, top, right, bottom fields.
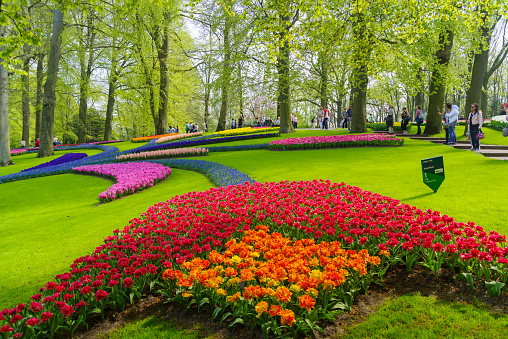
left=424, top=29, right=454, bottom=135
left=319, top=51, right=328, bottom=108
left=21, top=56, right=31, bottom=147
left=216, top=12, right=231, bottom=132
left=35, top=53, right=45, bottom=140
left=277, top=21, right=294, bottom=134
left=104, top=49, right=118, bottom=141
left=38, top=9, right=64, bottom=158
left=77, top=12, right=95, bottom=143
left=0, top=26, right=12, bottom=166
left=351, top=13, right=370, bottom=133
left=156, top=22, right=170, bottom=134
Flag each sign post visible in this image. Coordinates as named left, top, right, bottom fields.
left=421, top=156, right=445, bottom=192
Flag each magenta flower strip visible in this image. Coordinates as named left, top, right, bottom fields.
left=72, top=162, right=171, bottom=203
left=268, top=133, right=404, bottom=150
left=115, top=148, right=208, bottom=161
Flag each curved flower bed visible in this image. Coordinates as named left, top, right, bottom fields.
left=269, top=134, right=404, bottom=150
left=155, top=132, right=203, bottom=144
left=20, top=153, right=88, bottom=173
left=10, top=149, right=27, bottom=156
left=1, top=180, right=506, bottom=338
left=131, top=133, right=177, bottom=143
left=214, top=127, right=279, bottom=137
left=116, top=148, right=208, bottom=161
left=129, top=133, right=279, bottom=154
left=72, top=162, right=172, bottom=203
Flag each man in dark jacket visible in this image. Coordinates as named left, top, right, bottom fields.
left=346, top=106, right=353, bottom=130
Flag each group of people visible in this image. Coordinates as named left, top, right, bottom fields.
left=185, top=122, right=199, bottom=133
left=168, top=125, right=180, bottom=134
left=313, top=107, right=332, bottom=130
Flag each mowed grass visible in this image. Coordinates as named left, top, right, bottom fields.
left=343, top=293, right=508, bottom=339
left=1, top=128, right=508, bottom=337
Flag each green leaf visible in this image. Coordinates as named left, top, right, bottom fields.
left=308, top=309, right=318, bottom=323
left=220, top=312, right=232, bottom=324
left=212, top=306, right=222, bottom=322
left=228, top=317, right=244, bottom=328
left=199, top=297, right=210, bottom=308
left=458, top=272, right=475, bottom=290
left=485, top=281, right=505, bottom=296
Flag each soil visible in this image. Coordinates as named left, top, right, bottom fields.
left=68, top=263, right=508, bottom=339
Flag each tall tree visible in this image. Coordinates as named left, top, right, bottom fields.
left=424, top=28, right=454, bottom=135
left=0, top=26, right=12, bottom=166
left=38, top=8, right=64, bottom=158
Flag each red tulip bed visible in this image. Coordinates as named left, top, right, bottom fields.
left=1, top=180, right=507, bottom=338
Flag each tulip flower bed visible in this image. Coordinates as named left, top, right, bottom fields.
left=131, top=133, right=177, bottom=143
left=2, top=180, right=507, bottom=338
left=127, top=133, right=279, bottom=154
left=155, top=132, right=203, bottom=144
left=72, top=162, right=172, bottom=203
left=20, top=153, right=88, bottom=173
left=214, top=127, right=279, bottom=137
left=268, top=134, right=404, bottom=150
left=161, top=225, right=384, bottom=337
left=116, top=148, right=208, bottom=161
left=9, top=149, right=27, bottom=156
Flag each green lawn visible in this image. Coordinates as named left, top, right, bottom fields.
left=1, top=128, right=507, bottom=337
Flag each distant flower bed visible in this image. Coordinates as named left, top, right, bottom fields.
left=72, top=162, right=171, bottom=202
left=269, top=134, right=404, bottom=150
left=90, top=140, right=124, bottom=145
left=214, top=127, right=279, bottom=137
left=156, top=132, right=203, bottom=144
left=21, top=153, right=88, bottom=173
left=10, top=149, right=27, bottom=156
left=129, top=133, right=279, bottom=154
left=131, top=133, right=178, bottom=143
left=116, top=148, right=208, bottom=161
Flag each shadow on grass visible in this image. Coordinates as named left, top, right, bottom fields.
left=402, top=192, right=436, bottom=201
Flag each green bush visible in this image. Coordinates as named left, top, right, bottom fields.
left=490, top=120, right=508, bottom=131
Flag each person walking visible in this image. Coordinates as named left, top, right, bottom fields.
left=238, top=114, right=243, bottom=128
left=384, top=105, right=395, bottom=134
left=323, top=107, right=330, bottom=130
left=341, top=108, right=348, bottom=130
left=468, top=103, right=483, bottom=151
left=20, top=139, right=26, bottom=149
left=317, top=107, right=324, bottom=129
left=438, top=103, right=459, bottom=145
left=346, top=106, right=353, bottom=130
left=401, top=107, right=410, bottom=135
left=415, top=105, right=424, bottom=135
left=185, top=122, right=190, bottom=134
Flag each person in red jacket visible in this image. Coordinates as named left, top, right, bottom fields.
left=35, top=138, right=40, bottom=147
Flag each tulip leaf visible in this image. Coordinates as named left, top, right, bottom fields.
left=211, top=306, right=222, bottom=322
left=308, top=309, right=318, bottom=323
left=485, top=281, right=505, bottom=296
left=458, top=272, right=475, bottom=290
left=220, top=312, right=232, bottom=324
left=228, top=317, right=244, bottom=328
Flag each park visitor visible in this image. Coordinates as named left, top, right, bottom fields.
left=438, top=103, right=459, bottom=145
left=311, top=115, right=316, bottom=128
left=415, top=105, right=424, bottom=135
left=185, top=122, right=189, bottom=133
left=323, top=106, right=330, bottom=130
left=384, top=105, right=394, bottom=134
left=346, top=106, right=353, bottom=130
left=341, top=108, right=348, bottom=129
left=468, top=103, right=483, bottom=151
left=35, top=138, right=40, bottom=147
left=317, top=107, right=324, bottom=129
left=20, top=139, right=26, bottom=149
left=401, top=107, right=410, bottom=135
left=238, top=114, right=243, bottom=128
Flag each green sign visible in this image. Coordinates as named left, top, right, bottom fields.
left=421, top=156, right=445, bottom=192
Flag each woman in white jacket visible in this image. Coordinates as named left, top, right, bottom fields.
left=439, top=103, right=459, bottom=145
